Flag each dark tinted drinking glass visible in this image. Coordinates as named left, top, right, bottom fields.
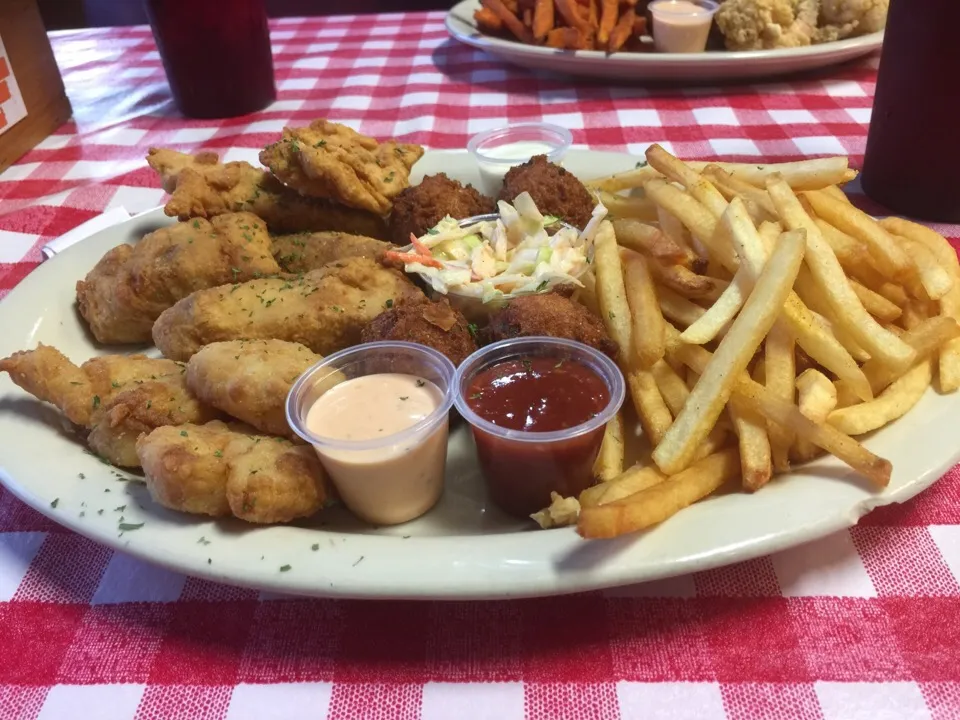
left=144, top=0, right=276, bottom=119
left=861, top=0, right=960, bottom=222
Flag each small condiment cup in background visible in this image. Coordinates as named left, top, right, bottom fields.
left=453, top=337, right=625, bottom=519
left=648, top=0, right=719, bottom=54
left=467, top=122, right=572, bottom=196
left=286, top=342, right=456, bottom=526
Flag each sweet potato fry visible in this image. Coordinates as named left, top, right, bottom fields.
left=555, top=0, right=592, bottom=32
left=481, top=0, right=534, bottom=42
left=598, top=0, right=618, bottom=44
left=607, top=8, right=636, bottom=53
left=545, top=26, right=587, bottom=49
left=474, top=7, right=505, bottom=31
left=532, top=0, right=555, bottom=40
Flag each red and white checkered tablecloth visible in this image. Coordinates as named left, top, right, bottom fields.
left=1, top=11, right=959, bottom=720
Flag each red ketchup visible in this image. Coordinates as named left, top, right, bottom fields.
left=465, top=357, right=610, bottom=518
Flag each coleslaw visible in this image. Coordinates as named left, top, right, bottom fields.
left=385, top=192, right=608, bottom=304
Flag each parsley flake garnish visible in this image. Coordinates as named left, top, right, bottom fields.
left=118, top=522, right=143, bottom=532
left=311, top=543, right=319, bottom=551
left=50, top=498, right=59, bottom=508
left=384, top=299, right=394, bottom=309
left=180, top=430, right=188, bottom=437
left=415, top=379, right=425, bottom=387
left=279, top=564, right=292, bottom=572
left=92, top=395, right=100, bottom=409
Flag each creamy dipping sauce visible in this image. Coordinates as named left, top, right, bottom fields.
left=305, top=373, right=448, bottom=525
left=649, top=0, right=718, bottom=53
left=476, top=141, right=562, bottom=195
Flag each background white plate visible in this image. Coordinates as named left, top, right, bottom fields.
left=0, top=149, right=954, bottom=600
left=446, top=0, right=883, bottom=82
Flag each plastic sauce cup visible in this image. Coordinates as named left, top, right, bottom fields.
left=286, top=342, right=456, bottom=526
left=467, top=122, right=573, bottom=197
left=649, top=0, right=719, bottom=54
left=453, top=337, right=625, bottom=519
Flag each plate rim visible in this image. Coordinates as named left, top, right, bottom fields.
left=0, top=148, right=953, bottom=601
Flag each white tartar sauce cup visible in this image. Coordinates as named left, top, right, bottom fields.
left=649, top=0, right=720, bottom=54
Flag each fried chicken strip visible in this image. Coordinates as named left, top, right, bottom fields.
left=0, top=345, right=219, bottom=467
left=259, top=120, right=424, bottom=215
left=272, top=231, right=391, bottom=273
left=137, top=420, right=330, bottom=523
left=153, top=257, right=425, bottom=361
left=76, top=212, right=279, bottom=344
left=186, top=339, right=322, bottom=437
left=146, top=148, right=388, bottom=239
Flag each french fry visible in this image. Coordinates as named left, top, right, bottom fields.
left=652, top=230, right=805, bottom=475
left=851, top=279, right=902, bottom=322
left=627, top=368, right=673, bottom=446
left=679, top=266, right=752, bottom=345
left=819, top=183, right=852, bottom=205
left=858, top=315, right=960, bottom=394
left=579, top=464, right=666, bottom=507
left=657, top=205, right=698, bottom=259
left=594, top=221, right=633, bottom=357
left=647, top=255, right=724, bottom=298
left=725, top=197, right=872, bottom=400
left=728, top=396, right=772, bottom=491
left=592, top=412, right=625, bottom=482
left=613, top=218, right=694, bottom=265
left=900, top=237, right=954, bottom=301
left=577, top=449, right=740, bottom=538
left=480, top=0, right=534, bottom=41
left=828, top=358, right=933, bottom=436
left=530, top=492, right=581, bottom=529
left=803, top=190, right=912, bottom=280
left=703, top=165, right=778, bottom=223
left=545, top=26, right=589, bottom=49
left=765, top=322, right=796, bottom=473
left=792, top=368, right=838, bottom=458
left=555, top=0, right=592, bottom=32
left=474, top=7, right=505, bottom=31
left=573, top=269, right=600, bottom=317
left=878, top=282, right=910, bottom=307
left=597, top=0, right=618, bottom=44
left=646, top=144, right=729, bottom=219
left=901, top=300, right=931, bottom=331
left=650, top=358, right=690, bottom=416
left=767, top=176, right=917, bottom=371
left=880, top=217, right=960, bottom=391
left=607, top=8, right=635, bottom=52
left=585, top=164, right=662, bottom=193
left=656, top=285, right=707, bottom=328
left=623, top=252, right=665, bottom=368
left=813, top=216, right=873, bottom=270
left=688, top=157, right=857, bottom=191
left=597, top=190, right=659, bottom=221
left=794, top=266, right=872, bottom=363
left=532, top=0, right=555, bottom=39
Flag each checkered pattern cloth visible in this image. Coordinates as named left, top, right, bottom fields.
left=1, top=11, right=959, bottom=720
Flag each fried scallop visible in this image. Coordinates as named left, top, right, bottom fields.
left=137, top=420, right=330, bottom=523
left=152, top=257, right=425, bottom=361
left=272, top=231, right=391, bottom=273
left=186, top=339, right=322, bottom=437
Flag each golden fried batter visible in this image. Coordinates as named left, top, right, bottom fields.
left=0, top=345, right=219, bottom=467
left=137, top=420, right=330, bottom=523
left=153, top=257, right=424, bottom=361
left=76, top=212, right=279, bottom=344
left=272, top=231, right=391, bottom=274
left=259, top=120, right=424, bottom=215
left=361, top=299, right=477, bottom=366
left=186, top=339, right=322, bottom=437
left=146, top=148, right=388, bottom=238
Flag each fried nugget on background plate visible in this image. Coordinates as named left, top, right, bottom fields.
left=259, top=120, right=424, bottom=215
left=137, top=420, right=330, bottom=523
left=186, top=339, right=322, bottom=437
left=0, top=345, right=219, bottom=467
left=76, top=212, right=279, bottom=344
left=484, top=292, right=620, bottom=360
left=153, top=257, right=425, bottom=361
left=272, top=231, right=391, bottom=273
left=361, top=298, right=478, bottom=366
left=499, top=155, right=596, bottom=230
left=387, top=173, right=495, bottom=245
left=146, top=148, right=388, bottom=239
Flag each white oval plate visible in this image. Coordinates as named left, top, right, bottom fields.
left=0, top=149, right=954, bottom=600
left=446, top=0, right=883, bottom=82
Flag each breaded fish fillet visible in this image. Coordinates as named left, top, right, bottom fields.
left=76, top=212, right=279, bottom=344
left=153, top=257, right=424, bottom=361
left=146, top=148, right=388, bottom=239
left=259, top=120, right=423, bottom=215
left=272, top=231, right=391, bottom=274
left=0, top=345, right=219, bottom=467
left=137, top=420, right=330, bottom=523
left=186, top=339, right=322, bottom=437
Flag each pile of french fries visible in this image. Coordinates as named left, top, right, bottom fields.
left=475, top=0, right=647, bottom=53
left=551, top=144, right=960, bottom=539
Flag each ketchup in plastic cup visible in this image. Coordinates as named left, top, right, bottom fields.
left=286, top=342, right=456, bottom=526
left=144, top=0, right=276, bottom=118
left=861, top=0, right=960, bottom=222
left=454, top=338, right=625, bottom=519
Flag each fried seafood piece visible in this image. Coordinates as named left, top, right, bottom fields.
left=259, top=120, right=424, bottom=215
left=0, top=345, right=219, bottom=467
left=498, top=155, right=596, bottom=230
left=186, top=339, right=322, bottom=437
left=272, top=231, right=391, bottom=273
left=76, top=212, right=279, bottom=344
left=484, top=292, right=619, bottom=360
left=387, top=173, right=495, bottom=245
left=361, top=298, right=477, bottom=366
left=145, top=148, right=388, bottom=238
left=137, top=420, right=330, bottom=523
left=153, top=257, right=425, bottom=361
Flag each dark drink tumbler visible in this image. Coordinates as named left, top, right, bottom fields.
left=861, top=0, right=960, bottom=222
left=144, top=0, right=276, bottom=119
